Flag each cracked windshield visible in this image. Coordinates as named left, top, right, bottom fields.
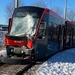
left=10, top=9, right=40, bottom=37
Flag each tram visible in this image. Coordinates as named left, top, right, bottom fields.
left=0, top=6, right=75, bottom=64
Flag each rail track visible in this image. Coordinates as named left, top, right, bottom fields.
left=0, top=64, right=27, bottom=75
left=16, top=61, right=36, bottom=75
left=0, top=61, right=43, bottom=75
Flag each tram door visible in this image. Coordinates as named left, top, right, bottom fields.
left=69, top=29, right=73, bottom=47
left=35, top=21, right=47, bottom=59
left=66, top=28, right=73, bottom=47
left=61, top=27, right=64, bottom=50
left=48, top=24, right=59, bottom=48
left=60, top=26, right=66, bottom=50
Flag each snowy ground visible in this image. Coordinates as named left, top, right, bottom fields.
left=0, top=32, right=6, bottom=56
left=0, top=49, right=6, bottom=56
left=36, top=48, right=75, bottom=75
left=0, top=48, right=75, bottom=75
left=0, top=31, right=7, bottom=46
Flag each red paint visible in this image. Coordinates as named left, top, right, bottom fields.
left=4, top=35, right=27, bottom=47
left=66, top=20, right=75, bottom=25
left=45, top=8, right=64, bottom=21
left=8, top=9, right=15, bottom=34
left=8, top=18, right=12, bottom=34
left=33, top=9, right=45, bottom=41
left=27, top=40, right=33, bottom=49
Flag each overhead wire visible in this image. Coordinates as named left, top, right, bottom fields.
left=61, top=0, right=75, bottom=10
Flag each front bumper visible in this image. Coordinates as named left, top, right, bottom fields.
left=0, top=56, right=31, bottom=64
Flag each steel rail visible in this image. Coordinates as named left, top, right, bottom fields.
left=16, top=61, right=36, bottom=75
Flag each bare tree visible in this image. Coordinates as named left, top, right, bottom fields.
left=31, top=0, right=47, bottom=8
left=67, top=9, right=75, bottom=21
left=18, top=0, right=24, bottom=7
left=5, top=0, right=14, bottom=20
left=5, top=0, right=24, bottom=23
left=31, top=1, right=63, bottom=17
left=52, top=6, right=63, bottom=17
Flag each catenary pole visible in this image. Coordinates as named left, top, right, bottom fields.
left=15, top=0, right=18, bottom=8
left=50, top=0, right=52, bottom=9
left=64, top=0, right=67, bottom=19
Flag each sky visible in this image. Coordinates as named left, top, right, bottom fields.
left=0, top=0, right=75, bottom=25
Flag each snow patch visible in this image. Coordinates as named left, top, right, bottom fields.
left=0, top=49, right=6, bottom=56
left=36, top=48, right=75, bottom=75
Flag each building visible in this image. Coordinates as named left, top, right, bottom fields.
left=0, top=24, right=8, bottom=31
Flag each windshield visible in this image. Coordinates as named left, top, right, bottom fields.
left=10, top=7, right=43, bottom=38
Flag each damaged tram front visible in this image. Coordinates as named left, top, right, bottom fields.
left=2, top=6, right=45, bottom=64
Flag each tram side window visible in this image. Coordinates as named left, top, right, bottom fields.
left=48, top=23, right=59, bottom=41
left=37, top=21, right=46, bottom=39
left=73, top=28, right=75, bottom=45
left=53, top=24, right=59, bottom=41
left=48, top=23, right=53, bottom=40
left=66, top=29, right=70, bottom=44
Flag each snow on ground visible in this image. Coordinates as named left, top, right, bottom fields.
left=0, top=31, right=7, bottom=56
left=0, top=49, right=6, bottom=56
left=0, top=31, right=7, bottom=46
left=36, top=48, right=75, bottom=75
